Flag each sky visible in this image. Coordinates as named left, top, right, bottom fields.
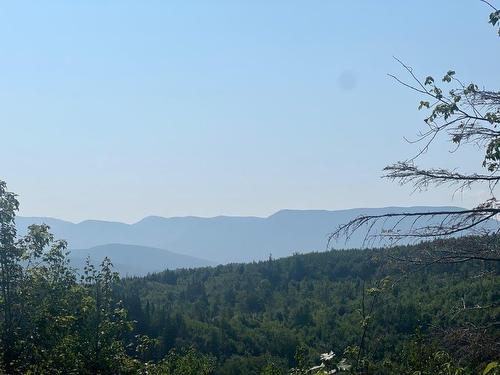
left=1, top=1, right=499, bottom=223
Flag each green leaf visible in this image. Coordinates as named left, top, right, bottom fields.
left=483, top=361, right=498, bottom=375
left=442, top=71, right=454, bottom=82
left=489, top=10, right=500, bottom=26
left=418, top=101, right=430, bottom=110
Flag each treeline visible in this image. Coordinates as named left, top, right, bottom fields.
left=0, top=181, right=215, bottom=374
left=119, top=239, right=499, bottom=374
left=1, top=180, right=499, bottom=374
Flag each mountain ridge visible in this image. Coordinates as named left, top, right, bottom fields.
left=16, top=206, right=483, bottom=265
left=20, top=205, right=466, bottom=226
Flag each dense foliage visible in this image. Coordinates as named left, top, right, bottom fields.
left=0, top=181, right=215, bottom=374
left=1, top=179, right=499, bottom=373
left=119, top=241, right=499, bottom=374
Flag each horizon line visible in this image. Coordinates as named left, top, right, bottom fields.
left=17, top=204, right=466, bottom=226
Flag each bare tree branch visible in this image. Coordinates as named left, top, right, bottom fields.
left=328, top=206, right=500, bottom=249
left=383, top=162, right=500, bottom=193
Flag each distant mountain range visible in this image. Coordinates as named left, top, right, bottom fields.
left=16, top=206, right=497, bottom=275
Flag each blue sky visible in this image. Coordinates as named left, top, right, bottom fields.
left=1, top=1, right=499, bottom=223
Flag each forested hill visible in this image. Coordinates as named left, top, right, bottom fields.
left=118, top=237, right=499, bottom=375
left=70, top=244, right=214, bottom=276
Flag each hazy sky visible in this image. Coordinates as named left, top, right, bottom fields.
left=1, top=1, right=499, bottom=223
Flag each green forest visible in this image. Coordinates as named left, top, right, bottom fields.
left=118, top=239, right=499, bottom=374
left=1, top=2, right=500, bottom=374
left=0, top=179, right=499, bottom=374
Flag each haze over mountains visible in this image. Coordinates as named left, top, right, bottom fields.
left=70, top=244, right=213, bottom=276
left=16, top=205, right=495, bottom=275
